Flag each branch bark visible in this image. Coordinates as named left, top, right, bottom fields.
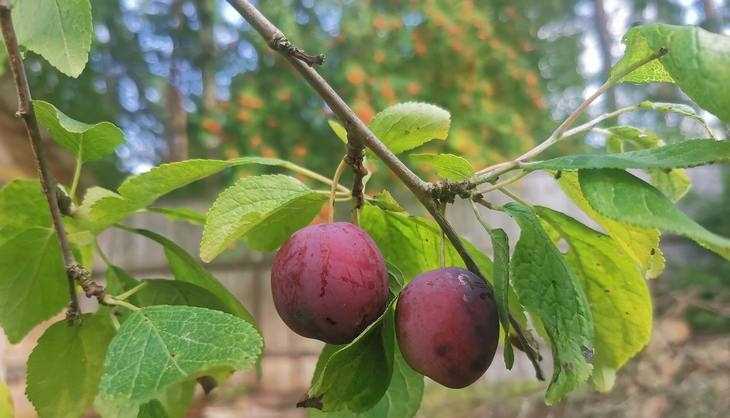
left=224, top=0, right=544, bottom=379
left=0, top=1, right=80, bottom=316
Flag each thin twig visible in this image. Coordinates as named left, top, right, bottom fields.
left=224, top=0, right=544, bottom=375
left=473, top=49, right=668, bottom=183
left=0, top=2, right=81, bottom=317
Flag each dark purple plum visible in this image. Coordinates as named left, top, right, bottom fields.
left=271, top=222, right=388, bottom=344
left=396, top=267, right=499, bottom=388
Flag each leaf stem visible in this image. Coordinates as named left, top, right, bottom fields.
left=0, top=2, right=81, bottom=316
left=69, top=154, right=82, bottom=203
left=469, top=199, right=493, bottom=232
left=102, top=295, right=140, bottom=312
left=498, top=187, right=531, bottom=208
left=328, top=157, right=348, bottom=223
left=283, top=161, right=349, bottom=193
left=114, top=282, right=147, bottom=301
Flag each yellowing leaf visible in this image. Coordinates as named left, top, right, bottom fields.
left=558, top=172, right=665, bottom=279
left=537, top=207, right=652, bottom=392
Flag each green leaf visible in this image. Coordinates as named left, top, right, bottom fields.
left=152, top=381, right=195, bottom=418
left=409, top=153, right=475, bottom=180
left=26, top=312, right=115, bottom=418
left=309, top=303, right=424, bottom=417
left=201, top=174, right=327, bottom=261
left=503, top=203, right=593, bottom=404
left=328, top=120, right=348, bottom=143
left=537, top=207, right=652, bottom=392
left=96, top=306, right=262, bottom=418
left=558, top=172, right=665, bottom=279
left=308, top=306, right=394, bottom=412
left=148, top=207, right=206, bottom=225
left=611, top=24, right=730, bottom=123
left=137, top=400, right=169, bottom=418
left=0, top=43, right=7, bottom=77
left=369, top=102, right=451, bottom=154
left=525, top=139, right=729, bottom=171
left=604, top=126, right=692, bottom=202
left=0, top=227, right=67, bottom=343
left=0, top=179, right=49, bottom=227
left=81, top=157, right=287, bottom=231
left=133, top=280, right=229, bottom=313
left=488, top=228, right=513, bottom=369
left=12, top=0, right=92, bottom=77
left=580, top=169, right=730, bottom=260
left=650, top=168, right=691, bottom=202
left=121, top=228, right=256, bottom=326
left=0, top=380, right=12, bottom=418
left=610, top=26, right=673, bottom=83
left=33, top=100, right=125, bottom=162
left=359, top=204, right=492, bottom=282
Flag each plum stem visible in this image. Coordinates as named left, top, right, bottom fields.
left=328, top=156, right=348, bottom=223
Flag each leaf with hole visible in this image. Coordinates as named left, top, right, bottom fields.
left=611, top=24, right=730, bottom=123
left=96, top=306, right=262, bottom=418
left=579, top=169, right=730, bottom=260
left=369, top=102, right=450, bottom=154
left=503, top=203, right=593, bottom=404
left=537, top=207, right=652, bottom=392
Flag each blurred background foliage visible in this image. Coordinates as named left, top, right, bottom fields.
left=16, top=0, right=730, bottom=333
left=0, top=0, right=728, bottom=415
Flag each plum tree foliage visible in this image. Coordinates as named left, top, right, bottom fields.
left=1, top=1, right=729, bottom=417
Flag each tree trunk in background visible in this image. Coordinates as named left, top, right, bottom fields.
left=701, top=0, right=722, bottom=33
left=0, top=75, right=74, bottom=182
left=196, top=0, right=217, bottom=114
left=164, top=0, right=189, bottom=162
left=594, top=0, right=617, bottom=111
left=165, top=69, right=189, bottom=162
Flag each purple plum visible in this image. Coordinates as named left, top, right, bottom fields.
left=396, top=267, right=499, bottom=388
left=271, top=222, right=388, bottom=344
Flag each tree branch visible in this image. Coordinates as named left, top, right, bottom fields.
left=224, top=0, right=545, bottom=378
left=0, top=1, right=82, bottom=317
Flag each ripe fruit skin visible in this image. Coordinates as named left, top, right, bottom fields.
left=271, top=222, right=388, bottom=344
left=396, top=267, right=499, bottom=388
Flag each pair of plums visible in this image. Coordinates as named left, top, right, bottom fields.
left=271, top=222, right=500, bottom=388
